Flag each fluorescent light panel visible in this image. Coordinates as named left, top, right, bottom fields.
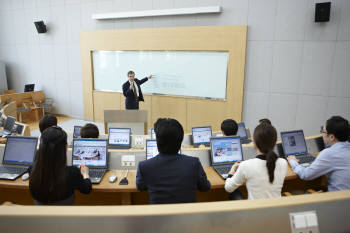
left=92, top=6, right=221, bottom=20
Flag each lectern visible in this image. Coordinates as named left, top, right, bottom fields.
left=104, top=110, right=148, bottom=135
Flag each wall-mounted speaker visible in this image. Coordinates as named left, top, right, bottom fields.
left=315, top=2, right=331, bottom=22
left=34, top=21, right=47, bottom=33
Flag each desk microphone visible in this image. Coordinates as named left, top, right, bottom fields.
left=119, top=169, right=129, bottom=185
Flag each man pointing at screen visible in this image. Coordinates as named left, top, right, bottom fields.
left=122, top=71, right=153, bottom=110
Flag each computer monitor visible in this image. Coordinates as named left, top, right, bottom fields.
left=237, top=122, right=248, bottom=139
left=24, top=84, right=35, bottom=92
left=3, top=116, right=16, bottom=132
left=210, top=136, right=243, bottom=165
left=192, top=126, right=212, bottom=147
left=73, top=126, right=82, bottom=139
left=72, top=139, right=108, bottom=168
left=151, top=128, right=156, bottom=139
left=108, top=128, right=131, bottom=148
left=280, top=130, right=308, bottom=156
left=13, top=123, right=25, bottom=135
left=3, top=136, right=38, bottom=165
left=146, top=139, right=181, bottom=160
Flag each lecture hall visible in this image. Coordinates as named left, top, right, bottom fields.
left=0, top=0, right=350, bottom=232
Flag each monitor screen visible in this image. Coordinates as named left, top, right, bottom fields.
left=281, top=130, right=307, bottom=156
left=3, top=136, right=38, bottom=164
left=151, top=128, right=156, bottom=139
left=210, top=137, right=243, bottom=165
left=146, top=139, right=159, bottom=160
left=24, top=84, right=35, bottom=92
left=237, top=122, right=247, bottom=139
left=192, top=126, right=212, bottom=144
left=4, top=116, right=16, bottom=132
left=73, top=126, right=82, bottom=139
left=108, top=128, right=131, bottom=146
left=146, top=139, right=181, bottom=160
left=72, top=139, right=107, bottom=167
left=14, top=123, right=24, bottom=135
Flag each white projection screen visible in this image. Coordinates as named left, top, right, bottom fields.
left=92, top=50, right=229, bottom=100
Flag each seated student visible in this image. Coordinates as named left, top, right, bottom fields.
left=288, top=116, right=350, bottom=191
left=221, top=119, right=238, bottom=136
left=29, top=126, right=92, bottom=205
left=80, top=123, right=99, bottom=138
left=259, top=118, right=271, bottom=125
left=39, top=115, right=57, bottom=133
left=225, top=123, right=288, bottom=199
left=136, top=118, right=211, bottom=204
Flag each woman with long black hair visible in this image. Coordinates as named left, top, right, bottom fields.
left=29, top=126, right=92, bottom=205
left=225, top=123, right=287, bottom=199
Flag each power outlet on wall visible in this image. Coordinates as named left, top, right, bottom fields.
left=289, top=211, right=319, bottom=233
left=121, top=155, right=135, bottom=167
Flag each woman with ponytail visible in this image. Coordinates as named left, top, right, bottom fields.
left=225, top=123, right=287, bottom=199
left=29, top=126, right=92, bottom=205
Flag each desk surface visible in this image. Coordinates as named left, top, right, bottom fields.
left=0, top=166, right=298, bottom=192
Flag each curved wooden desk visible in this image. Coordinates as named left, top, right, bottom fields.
left=0, top=135, right=324, bottom=205
left=1, top=190, right=349, bottom=233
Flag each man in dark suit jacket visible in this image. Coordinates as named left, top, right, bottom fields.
left=136, top=118, right=211, bottom=204
left=122, top=70, right=152, bottom=109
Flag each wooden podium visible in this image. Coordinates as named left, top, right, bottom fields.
left=104, top=110, right=148, bottom=135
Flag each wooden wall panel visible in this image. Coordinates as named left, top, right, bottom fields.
left=81, top=26, right=247, bottom=129
left=93, top=91, right=121, bottom=122
left=186, top=99, right=231, bottom=133
left=151, top=95, right=187, bottom=131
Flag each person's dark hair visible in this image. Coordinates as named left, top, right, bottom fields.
left=253, top=123, right=278, bottom=183
left=326, top=116, right=350, bottom=142
left=221, top=119, right=238, bottom=136
left=127, top=70, right=135, bottom=76
left=154, top=118, right=183, bottom=154
left=39, top=115, right=57, bottom=133
left=80, top=123, right=99, bottom=138
left=29, top=126, right=68, bottom=204
left=259, top=118, right=271, bottom=125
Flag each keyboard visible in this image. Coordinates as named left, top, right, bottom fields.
left=297, top=155, right=316, bottom=164
left=89, top=169, right=105, bottom=178
left=0, top=166, right=27, bottom=175
left=215, top=166, right=231, bottom=174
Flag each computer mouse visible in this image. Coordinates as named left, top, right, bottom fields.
left=21, top=173, right=29, bottom=181
left=108, top=175, right=118, bottom=183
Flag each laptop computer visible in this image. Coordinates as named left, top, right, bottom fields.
left=72, top=139, right=108, bottom=184
left=192, top=126, right=212, bottom=147
left=0, top=116, right=16, bottom=136
left=24, top=84, right=35, bottom=92
left=280, top=130, right=316, bottom=167
left=73, top=125, right=82, bottom=139
left=237, top=122, right=252, bottom=144
left=145, top=139, right=181, bottom=160
left=13, top=123, right=25, bottom=135
left=210, top=136, right=244, bottom=179
left=108, top=128, right=131, bottom=149
left=0, top=136, right=38, bottom=180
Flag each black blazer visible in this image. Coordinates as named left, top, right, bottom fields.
left=136, top=153, right=211, bottom=204
left=122, top=78, right=148, bottom=109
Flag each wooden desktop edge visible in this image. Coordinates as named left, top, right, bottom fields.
left=0, top=190, right=349, bottom=217
left=0, top=134, right=322, bottom=190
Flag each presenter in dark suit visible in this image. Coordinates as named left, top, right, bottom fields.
left=122, top=70, right=152, bottom=110
left=136, top=118, right=211, bottom=204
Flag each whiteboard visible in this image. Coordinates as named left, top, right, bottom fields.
left=92, top=51, right=229, bottom=99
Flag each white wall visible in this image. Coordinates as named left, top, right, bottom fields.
left=0, top=0, right=349, bottom=136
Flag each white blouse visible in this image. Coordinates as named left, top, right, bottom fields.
left=225, top=158, right=288, bottom=200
